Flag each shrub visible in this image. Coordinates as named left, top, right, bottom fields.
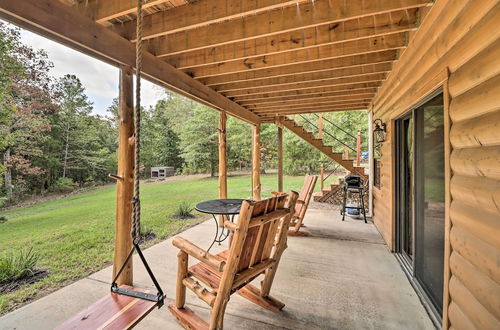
left=50, top=177, right=76, bottom=193
left=0, top=196, right=7, bottom=208
left=175, top=201, right=193, bottom=218
left=0, top=248, right=40, bottom=283
left=0, top=216, right=7, bottom=223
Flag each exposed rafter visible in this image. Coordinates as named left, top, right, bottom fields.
left=199, top=50, right=398, bottom=86
left=184, top=33, right=406, bottom=78
left=128, top=0, right=429, bottom=55
left=222, top=73, right=387, bottom=97
left=163, top=9, right=417, bottom=67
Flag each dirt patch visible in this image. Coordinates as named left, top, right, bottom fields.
left=171, top=214, right=196, bottom=220
left=0, top=270, right=48, bottom=295
left=138, top=232, right=156, bottom=244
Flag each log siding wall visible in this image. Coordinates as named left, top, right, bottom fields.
left=371, top=0, right=500, bottom=329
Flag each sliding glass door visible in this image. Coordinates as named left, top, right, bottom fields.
left=395, top=92, right=445, bottom=318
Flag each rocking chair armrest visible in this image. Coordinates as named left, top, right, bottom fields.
left=172, top=237, right=225, bottom=272
left=271, top=191, right=287, bottom=196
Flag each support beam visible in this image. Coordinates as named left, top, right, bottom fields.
left=247, top=94, right=375, bottom=110
left=252, top=124, right=261, bottom=200
left=239, top=89, right=378, bottom=107
left=258, top=104, right=369, bottom=116
left=212, top=62, right=393, bottom=93
left=0, top=0, right=260, bottom=125
left=140, top=0, right=429, bottom=56
left=356, top=131, right=362, bottom=167
left=113, top=66, right=134, bottom=285
left=234, top=82, right=382, bottom=103
left=223, top=73, right=386, bottom=98
left=116, top=0, right=310, bottom=41
left=199, top=50, right=398, bottom=86
left=79, top=0, right=170, bottom=24
left=186, top=33, right=406, bottom=78
left=253, top=99, right=374, bottom=113
left=165, top=10, right=417, bottom=68
left=218, top=111, right=227, bottom=226
left=277, top=124, right=283, bottom=193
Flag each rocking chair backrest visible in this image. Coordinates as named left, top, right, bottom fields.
left=235, top=194, right=289, bottom=272
left=295, top=175, right=318, bottom=216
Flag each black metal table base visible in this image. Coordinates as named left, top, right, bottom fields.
left=208, top=214, right=236, bottom=252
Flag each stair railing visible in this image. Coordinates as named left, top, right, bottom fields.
left=298, top=115, right=356, bottom=154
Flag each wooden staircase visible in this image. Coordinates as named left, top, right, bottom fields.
left=313, top=180, right=343, bottom=203
left=281, top=117, right=367, bottom=178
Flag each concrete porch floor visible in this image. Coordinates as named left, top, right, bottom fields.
left=0, top=207, right=434, bottom=329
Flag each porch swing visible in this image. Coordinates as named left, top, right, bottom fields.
left=56, top=1, right=165, bottom=329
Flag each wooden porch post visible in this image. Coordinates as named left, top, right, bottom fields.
left=277, top=125, right=283, bottom=192
left=252, top=124, right=261, bottom=200
left=319, top=114, right=324, bottom=190
left=112, top=65, right=134, bottom=285
left=356, top=131, right=361, bottom=167
left=218, top=111, right=227, bottom=226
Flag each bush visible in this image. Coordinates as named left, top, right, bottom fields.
left=0, top=196, right=7, bottom=208
left=175, top=201, right=193, bottom=217
left=50, top=177, right=77, bottom=193
left=0, top=248, right=40, bottom=283
left=0, top=216, right=7, bottom=223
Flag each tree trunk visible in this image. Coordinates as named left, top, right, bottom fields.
left=3, top=147, right=12, bottom=198
left=62, top=129, right=70, bottom=178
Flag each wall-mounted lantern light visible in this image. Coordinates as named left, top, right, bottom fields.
left=373, top=119, right=387, bottom=143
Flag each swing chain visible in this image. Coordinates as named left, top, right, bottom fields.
left=131, top=0, right=143, bottom=244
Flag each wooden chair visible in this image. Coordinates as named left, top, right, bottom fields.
left=273, top=174, right=318, bottom=236
left=169, top=191, right=299, bottom=330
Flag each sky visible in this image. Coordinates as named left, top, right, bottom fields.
left=5, top=20, right=166, bottom=116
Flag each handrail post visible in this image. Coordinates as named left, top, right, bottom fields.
left=356, top=131, right=361, bottom=167
left=344, top=145, right=349, bottom=160
left=320, top=164, right=324, bottom=190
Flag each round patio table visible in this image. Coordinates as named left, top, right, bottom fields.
left=195, top=199, right=244, bottom=252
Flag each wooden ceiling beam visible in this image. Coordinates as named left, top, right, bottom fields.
left=0, top=0, right=260, bottom=124
left=137, top=0, right=429, bottom=55
left=232, top=82, right=382, bottom=102
left=185, top=33, right=406, bottom=78
left=115, top=0, right=310, bottom=41
left=200, top=50, right=398, bottom=86
left=255, top=104, right=370, bottom=115
left=78, top=0, right=169, bottom=24
left=165, top=9, right=417, bottom=67
left=238, top=88, right=379, bottom=107
left=223, top=73, right=387, bottom=97
left=253, top=100, right=373, bottom=113
left=246, top=94, right=376, bottom=109
left=212, top=62, right=392, bottom=93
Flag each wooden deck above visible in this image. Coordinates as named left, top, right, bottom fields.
left=0, top=0, right=434, bottom=123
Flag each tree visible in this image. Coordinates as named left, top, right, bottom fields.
left=53, top=74, right=93, bottom=179
left=0, top=23, right=55, bottom=198
left=179, top=105, right=219, bottom=176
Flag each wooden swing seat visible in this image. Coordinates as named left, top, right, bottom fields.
left=55, top=285, right=158, bottom=330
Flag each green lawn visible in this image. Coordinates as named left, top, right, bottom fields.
left=0, top=174, right=306, bottom=314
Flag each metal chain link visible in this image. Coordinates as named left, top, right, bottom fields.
left=131, top=0, right=143, bottom=244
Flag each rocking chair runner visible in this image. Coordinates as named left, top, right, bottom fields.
left=273, top=174, right=318, bottom=236
left=169, top=191, right=299, bottom=330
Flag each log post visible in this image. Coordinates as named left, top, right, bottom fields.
left=277, top=125, right=283, bottom=192
left=318, top=114, right=323, bottom=139
left=112, top=66, right=134, bottom=285
left=344, top=145, right=349, bottom=160
left=176, top=251, right=188, bottom=308
left=320, top=164, right=324, bottom=190
left=356, top=131, right=361, bottom=166
left=252, top=124, right=261, bottom=200
left=218, top=111, right=227, bottom=226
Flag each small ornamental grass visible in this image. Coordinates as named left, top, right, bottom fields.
left=175, top=201, right=193, bottom=218
left=0, top=248, right=40, bottom=283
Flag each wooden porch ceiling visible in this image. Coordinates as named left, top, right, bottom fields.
left=1, top=0, right=434, bottom=123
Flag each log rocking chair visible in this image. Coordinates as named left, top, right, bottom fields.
left=169, top=191, right=299, bottom=330
left=273, top=174, right=318, bottom=236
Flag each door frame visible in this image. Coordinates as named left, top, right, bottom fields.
left=393, top=87, right=445, bottom=328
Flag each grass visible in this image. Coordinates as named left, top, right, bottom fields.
left=0, top=173, right=307, bottom=314
left=0, top=248, right=40, bottom=283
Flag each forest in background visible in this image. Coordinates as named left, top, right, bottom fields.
left=0, top=23, right=368, bottom=207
